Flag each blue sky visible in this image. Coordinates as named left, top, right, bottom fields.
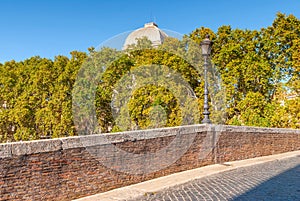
left=1, top=0, right=300, bottom=63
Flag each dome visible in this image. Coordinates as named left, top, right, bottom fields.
left=123, top=22, right=168, bottom=49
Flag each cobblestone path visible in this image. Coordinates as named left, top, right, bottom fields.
left=133, top=156, right=300, bottom=201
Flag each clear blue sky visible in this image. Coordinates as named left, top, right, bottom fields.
left=1, top=0, right=300, bottom=63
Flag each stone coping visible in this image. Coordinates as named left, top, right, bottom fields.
left=0, top=124, right=299, bottom=158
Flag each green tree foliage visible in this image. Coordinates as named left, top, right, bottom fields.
left=0, top=52, right=86, bottom=142
left=0, top=13, right=299, bottom=142
left=95, top=38, right=203, bottom=132
left=193, top=13, right=300, bottom=128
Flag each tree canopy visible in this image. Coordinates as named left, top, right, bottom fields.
left=0, top=13, right=299, bottom=143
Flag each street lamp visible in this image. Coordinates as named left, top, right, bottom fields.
left=201, top=34, right=213, bottom=124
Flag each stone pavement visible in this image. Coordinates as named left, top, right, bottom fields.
left=74, top=151, right=300, bottom=201
left=133, top=155, right=300, bottom=201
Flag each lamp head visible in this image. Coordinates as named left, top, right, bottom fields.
left=200, top=34, right=213, bottom=56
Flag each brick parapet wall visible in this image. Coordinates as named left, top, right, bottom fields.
left=0, top=124, right=299, bottom=200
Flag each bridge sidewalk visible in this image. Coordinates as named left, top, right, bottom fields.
left=73, top=150, right=300, bottom=201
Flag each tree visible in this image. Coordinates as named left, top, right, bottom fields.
left=0, top=52, right=87, bottom=142
left=204, top=13, right=299, bottom=128
left=1, top=13, right=300, bottom=142
left=94, top=37, right=203, bottom=132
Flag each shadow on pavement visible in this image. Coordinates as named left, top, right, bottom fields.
left=234, top=163, right=300, bottom=201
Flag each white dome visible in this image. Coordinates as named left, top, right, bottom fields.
left=123, top=22, right=168, bottom=49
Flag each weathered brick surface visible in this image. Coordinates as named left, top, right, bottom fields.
left=0, top=124, right=299, bottom=201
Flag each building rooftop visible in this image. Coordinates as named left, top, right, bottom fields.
left=123, top=22, right=168, bottom=49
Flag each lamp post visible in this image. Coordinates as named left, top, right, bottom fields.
left=201, top=34, right=213, bottom=124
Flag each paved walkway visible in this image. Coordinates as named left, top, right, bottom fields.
left=133, top=155, right=300, bottom=201
left=74, top=151, right=300, bottom=201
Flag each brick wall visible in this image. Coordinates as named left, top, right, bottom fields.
left=0, top=124, right=299, bottom=200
